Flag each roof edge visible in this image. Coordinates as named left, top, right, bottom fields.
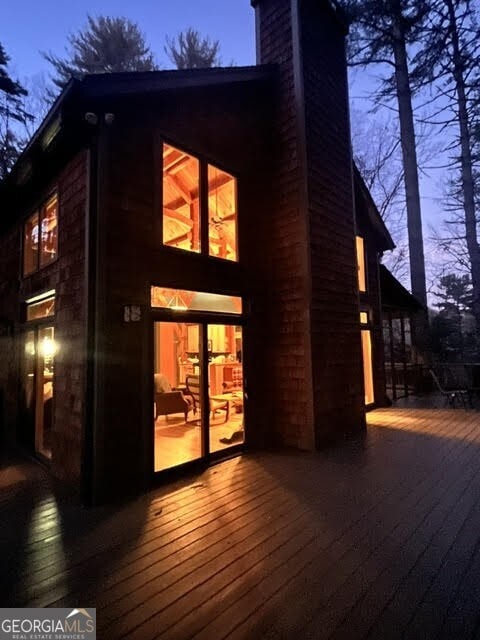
left=353, top=163, right=395, bottom=252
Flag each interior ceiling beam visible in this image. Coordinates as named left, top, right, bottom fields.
left=207, top=172, right=234, bottom=192
left=163, top=207, right=194, bottom=226
left=164, top=173, right=194, bottom=205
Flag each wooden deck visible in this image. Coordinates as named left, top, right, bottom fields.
left=2, top=406, right=480, bottom=639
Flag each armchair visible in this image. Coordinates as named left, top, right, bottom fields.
left=154, top=373, right=189, bottom=421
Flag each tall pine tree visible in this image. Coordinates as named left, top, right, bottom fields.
left=165, top=28, right=221, bottom=69
left=411, top=0, right=480, bottom=345
left=0, top=42, right=30, bottom=179
left=43, top=15, right=157, bottom=96
left=344, top=0, right=430, bottom=311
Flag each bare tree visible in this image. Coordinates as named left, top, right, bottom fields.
left=350, top=108, right=409, bottom=279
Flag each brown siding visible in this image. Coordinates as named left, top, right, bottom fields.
left=253, top=0, right=365, bottom=447
left=0, top=226, right=21, bottom=442
left=0, top=150, right=88, bottom=486
left=253, top=0, right=315, bottom=449
left=52, top=151, right=88, bottom=482
left=300, top=0, right=365, bottom=439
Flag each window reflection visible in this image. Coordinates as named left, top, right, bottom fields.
left=23, top=212, right=39, bottom=276
left=40, top=195, right=58, bottom=267
left=23, top=194, right=58, bottom=276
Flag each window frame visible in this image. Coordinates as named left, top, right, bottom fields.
left=22, top=191, right=59, bottom=278
left=158, top=136, right=239, bottom=262
left=24, top=290, right=56, bottom=324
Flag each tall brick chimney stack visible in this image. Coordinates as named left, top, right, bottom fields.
left=250, top=0, right=365, bottom=447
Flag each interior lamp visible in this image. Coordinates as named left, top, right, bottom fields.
left=40, top=336, right=58, bottom=358
left=167, top=292, right=188, bottom=311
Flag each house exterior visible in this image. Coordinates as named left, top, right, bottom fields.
left=0, top=0, right=394, bottom=503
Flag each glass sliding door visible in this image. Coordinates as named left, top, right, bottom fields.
left=24, top=326, right=55, bottom=459
left=151, top=285, right=244, bottom=473
left=153, top=320, right=245, bottom=473
left=36, top=327, right=55, bottom=458
left=153, top=321, right=203, bottom=472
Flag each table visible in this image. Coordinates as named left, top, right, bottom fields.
left=210, top=392, right=244, bottom=413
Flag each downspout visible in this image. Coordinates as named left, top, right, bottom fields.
left=82, top=117, right=107, bottom=505
left=291, top=0, right=315, bottom=450
left=82, top=128, right=98, bottom=506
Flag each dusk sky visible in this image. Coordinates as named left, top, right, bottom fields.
left=2, top=0, right=256, bottom=79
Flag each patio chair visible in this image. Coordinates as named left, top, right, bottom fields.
left=428, top=368, right=470, bottom=409
left=186, top=375, right=229, bottom=423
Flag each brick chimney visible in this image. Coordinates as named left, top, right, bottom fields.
left=251, top=0, right=365, bottom=447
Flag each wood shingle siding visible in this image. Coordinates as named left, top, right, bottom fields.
left=253, top=0, right=364, bottom=447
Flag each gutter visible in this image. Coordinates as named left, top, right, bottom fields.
left=82, top=126, right=99, bottom=506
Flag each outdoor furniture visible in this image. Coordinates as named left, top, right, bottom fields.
left=186, top=375, right=229, bottom=423
left=428, top=368, right=471, bottom=409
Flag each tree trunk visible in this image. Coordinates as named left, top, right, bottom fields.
left=391, top=12, right=429, bottom=360
left=391, top=18, right=427, bottom=309
left=444, top=0, right=480, bottom=345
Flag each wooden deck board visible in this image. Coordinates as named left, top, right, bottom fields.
left=227, top=410, right=480, bottom=640
left=2, top=407, right=480, bottom=639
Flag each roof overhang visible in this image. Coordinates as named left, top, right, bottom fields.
left=353, top=164, right=395, bottom=253
left=380, top=265, right=424, bottom=311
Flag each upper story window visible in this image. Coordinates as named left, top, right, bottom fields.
left=163, top=144, right=200, bottom=253
left=23, top=193, right=58, bottom=277
left=162, top=142, right=238, bottom=262
left=356, top=235, right=366, bottom=292
left=208, top=165, right=237, bottom=261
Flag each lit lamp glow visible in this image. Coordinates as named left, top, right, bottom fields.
left=40, top=337, right=58, bottom=358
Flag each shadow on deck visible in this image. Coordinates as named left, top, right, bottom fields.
left=2, top=407, right=480, bottom=640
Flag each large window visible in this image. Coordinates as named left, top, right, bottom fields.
left=162, top=143, right=238, bottom=261
left=356, top=236, right=366, bottom=292
left=360, top=311, right=374, bottom=405
left=162, top=144, right=200, bottom=253
left=23, top=193, right=58, bottom=276
left=208, top=165, right=237, bottom=261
